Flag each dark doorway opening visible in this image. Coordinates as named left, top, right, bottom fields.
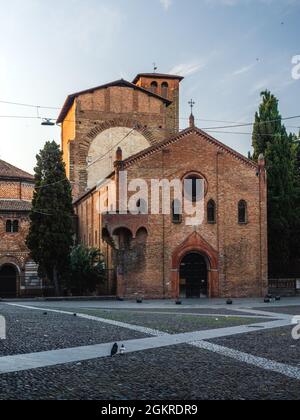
left=0, top=265, right=18, bottom=298
left=179, top=253, right=208, bottom=298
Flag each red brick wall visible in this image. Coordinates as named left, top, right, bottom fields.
left=121, top=131, right=267, bottom=298
left=74, top=129, right=267, bottom=299
left=0, top=179, right=34, bottom=296
left=62, top=85, right=176, bottom=198
left=134, top=76, right=181, bottom=132
left=0, top=180, right=34, bottom=200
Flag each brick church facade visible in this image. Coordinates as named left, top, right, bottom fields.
left=0, top=160, right=40, bottom=297
left=58, top=72, right=268, bottom=299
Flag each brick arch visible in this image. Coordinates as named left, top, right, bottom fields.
left=80, top=118, right=157, bottom=152
left=0, top=256, right=22, bottom=298
left=112, top=226, right=134, bottom=238
left=0, top=256, right=22, bottom=273
left=181, top=170, right=209, bottom=197
left=111, top=224, right=148, bottom=239
left=171, top=231, right=219, bottom=298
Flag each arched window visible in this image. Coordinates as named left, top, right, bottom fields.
left=161, top=82, right=169, bottom=98
left=172, top=199, right=182, bottom=224
left=150, top=81, right=158, bottom=94
left=238, top=200, right=248, bottom=224
left=6, top=220, right=12, bottom=233
left=12, top=220, right=19, bottom=233
left=136, top=227, right=148, bottom=244
left=184, top=175, right=203, bottom=203
left=207, top=200, right=216, bottom=224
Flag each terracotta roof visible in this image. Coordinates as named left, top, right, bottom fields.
left=132, top=73, right=184, bottom=84
left=0, top=200, right=32, bottom=212
left=0, top=159, right=34, bottom=182
left=122, top=126, right=258, bottom=170
left=57, top=79, right=172, bottom=124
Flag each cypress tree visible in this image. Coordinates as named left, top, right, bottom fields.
left=252, top=91, right=299, bottom=276
left=252, top=90, right=285, bottom=161
left=265, top=132, right=296, bottom=275
left=26, top=141, right=74, bottom=296
left=290, top=134, right=300, bottom=273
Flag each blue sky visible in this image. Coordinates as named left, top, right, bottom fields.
left=0, top=0, right=299, bottom=173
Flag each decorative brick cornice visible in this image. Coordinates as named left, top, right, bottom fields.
left=122, top=127, right=258, bottom=170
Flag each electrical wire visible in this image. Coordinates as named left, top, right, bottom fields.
left=88, top=127, right=136, bottom=168
left=0, top=98, right=299, bottom=130
left=0, top=99, right=60, bottom=110
left=29, top=128, right=138, bottom=191
left=34, top=178, right=70, bottom=189
left=1, top=99, right=299, bottom=191
left=0, top=113, right=299, bottom=135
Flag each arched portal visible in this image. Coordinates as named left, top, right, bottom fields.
left=179, top=253, right=208, bottom=298
left=0, top=264, right=18, bottom=298
left=171, top=232, right=219, bottom=299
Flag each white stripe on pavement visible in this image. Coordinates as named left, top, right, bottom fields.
left=5, top=303, right=168, bottom=337
left=0, top=316, right=293, bottom=375
left=192, top=341, right=300, bottom=381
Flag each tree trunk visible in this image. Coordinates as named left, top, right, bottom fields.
left=53, top=267, right=61, bottom=297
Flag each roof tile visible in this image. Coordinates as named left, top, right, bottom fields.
left=0, top=160, right=34, bottom=181
left=0, top=200, right=32, bottom=212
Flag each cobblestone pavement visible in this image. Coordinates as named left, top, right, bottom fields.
left=65, top=307, right=256, bottom=316
left=0, top=344, right=300, bottom=400
left=0, top=300, right=299, bottom=400
left=210, top=326, right=300, bottom=367
left=256, top=306, right=300, bottom=316
left=0, top=304, right=148, bottom=357
left=71, top=309, right=266, bottom=334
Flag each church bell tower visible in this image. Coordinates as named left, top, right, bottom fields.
left=132, top=72, right=184, bottom=133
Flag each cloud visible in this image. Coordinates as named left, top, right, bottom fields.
left=233, top=64, right=255, bottom=76
left=204, top=0, right=240, bottom=5
left=159, top=0, right=172, bottom=11
left=169, top=61, right=206, bottom=77
left=205, top=0, right=299, bottom=5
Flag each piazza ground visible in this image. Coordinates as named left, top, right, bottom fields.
left=0, top=298, right=299, bottom=400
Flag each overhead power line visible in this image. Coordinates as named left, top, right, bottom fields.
left=0, top=99, right=60, bottom=110
left=0, top=113, right=299, bottom=132
left=0, top=97, right=300, bottom=129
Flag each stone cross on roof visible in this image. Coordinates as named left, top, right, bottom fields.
left=188, top=99, right=196, bottom=128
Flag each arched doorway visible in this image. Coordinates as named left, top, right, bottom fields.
left=0, top=264, right=18, bottom=298
left=171, top=232, right=219, bottom=299
left=179, top=253, right=208, bottom=298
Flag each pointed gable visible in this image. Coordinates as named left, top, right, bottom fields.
left=122, top=127, right=257, bottom=170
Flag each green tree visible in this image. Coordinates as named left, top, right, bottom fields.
left=26, top=141, right=74, bottom=296
left=265, top=132, right=296, bottom=274
left=252, top=92, right=300, bottom=276
left=252, top=90, right=286, bottom=161
left=290, top=134, right=300, bottom=272
left=69, top=245, right=106, bottom=295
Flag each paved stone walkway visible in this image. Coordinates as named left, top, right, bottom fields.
left=0, top=302, right=297, bottom=382
left=7, top=303, right=167, bottom=337
left=0, top=299, right=299, bottom=400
